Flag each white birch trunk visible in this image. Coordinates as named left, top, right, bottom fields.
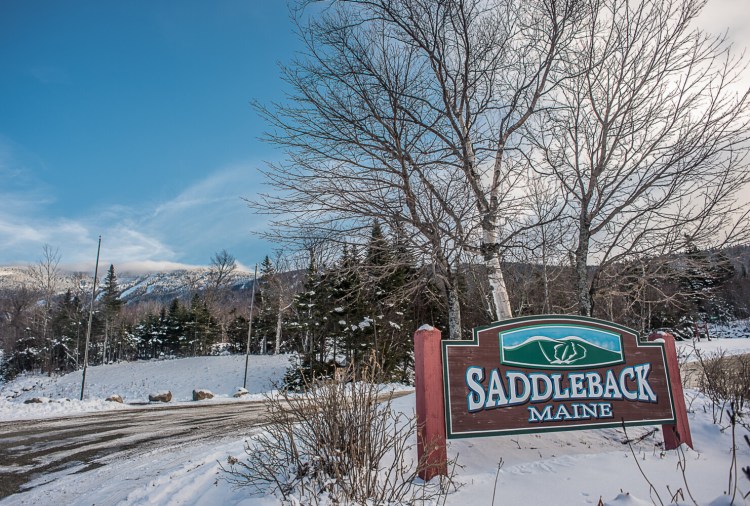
left=275, top=306, right=283, bottom=355
left=484, top=228, right=513, bottom=321
left=447, top=286, right=462, bottom=340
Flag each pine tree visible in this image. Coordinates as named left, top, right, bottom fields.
left=164, top=298, right=188, bottom=354
left=100, top=264, right=123, bottom=364
left=362, top=223, right=419, bottom=381
left=283, top=257, right=339, bottom=386
left=226, top=314, right=250, bottom=353
left=187, top=294, right=218, bottom=355
left=681, top=242, right=737, bottom=324
left=255, top=256, right=279, bottom=354
left=365, top=221, right=391, bottom=269
left=49, top=289, right=84, bottom=372
left=332, top=244, right=365, bottom=367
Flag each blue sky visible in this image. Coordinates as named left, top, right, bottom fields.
left=0, top=1, right=299, bottom=272
left=1, top=1, right=748, bottom=273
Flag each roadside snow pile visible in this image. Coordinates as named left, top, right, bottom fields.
left=1, top=396, right=131, bottom=420
left=0, top=354, right=291, bottom=421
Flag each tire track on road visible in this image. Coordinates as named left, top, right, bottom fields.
left=0, top=401, right=268, bottom=499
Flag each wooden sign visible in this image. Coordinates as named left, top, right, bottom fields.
left=442, top=315, right=677, bottom=439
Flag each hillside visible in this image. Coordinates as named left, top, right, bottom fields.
left=0, top=265, right=258, bottom=305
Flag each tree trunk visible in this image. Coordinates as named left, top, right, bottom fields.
left=575, top=227, right=592, bottom=317
left=483, top=227, right=513, bottom=321
left=43, top=312, right=51, bottom=375
left=274, top=294, right=285, bottom=355
left=447, top=285, right=462, bottom=340
left=103, top=320, right=109, bottom=365
left=542, top=255, right=550, bottom=314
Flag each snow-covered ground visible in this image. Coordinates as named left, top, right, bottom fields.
left=676, top=333, right=750, bottom=359
left=0, top=354, right=292, bottom=421
left=708, top=320, right=750, bottom=340
left=1, top=336, right=750, bottom=504
left=4, top=390, right=747, bottom=505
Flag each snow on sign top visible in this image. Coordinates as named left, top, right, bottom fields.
left=442, top=315, right=676, bottom=439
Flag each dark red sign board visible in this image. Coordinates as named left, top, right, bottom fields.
left=442, top=315, right=676, bottom=438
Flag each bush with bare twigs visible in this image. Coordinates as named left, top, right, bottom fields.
left=694, top=349, right=750, bottom=427
left=221, top=357, right=457, bottom=504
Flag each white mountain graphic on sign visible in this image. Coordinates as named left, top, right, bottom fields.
left=550, top=341, right=587, bottom=365
left=501, top=335, right=623, bottom=369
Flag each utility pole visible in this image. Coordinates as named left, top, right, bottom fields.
left=80, top=236, right=101, bottom=401
left=242, top=264, right=258, bottom=389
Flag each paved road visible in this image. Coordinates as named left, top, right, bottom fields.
left=0, top=401, right=269, bottom=500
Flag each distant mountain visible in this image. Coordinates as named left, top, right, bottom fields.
left=0, top=266, right=258, bottom=305
left=501, top=335, right=623, bottom=369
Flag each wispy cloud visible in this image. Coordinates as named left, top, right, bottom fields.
left=0, top=141, right=268, bottom=272
left=142, top=164, right=267, bottom=263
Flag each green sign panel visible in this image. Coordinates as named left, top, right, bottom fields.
left=499, top=324, right=624, bottom=369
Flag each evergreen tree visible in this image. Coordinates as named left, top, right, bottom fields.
left=49, top=289, right=83, bottom=372
left=100, top=264, right=123, bottom=363
left=254, top=256, right=279, bottom=354
left=681, top=241, right=737, bottom=323
left=226, top=314, right=250, bottom=353
left=164, top=298, right=188, bottom=354
left=365, top=221, right=391, bottom=269
left=133, top=312, right=166, bottom=359
left=187, top=294, right=218, bottom=355
left=283, top=257, right=339, bottom=387
left=362, top=223, right=419, bottom=381
left=332, top=244, right=366, bottom=367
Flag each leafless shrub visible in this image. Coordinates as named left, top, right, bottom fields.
left=622, top=421, right=698, bottom=506
left=676, top=347, right=701, bottom=413
left=222, top=356, right=458, bottom=504
left=695, top=349, right=750, bottom=426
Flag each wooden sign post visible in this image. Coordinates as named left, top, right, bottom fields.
left=414, top=325, right=448, bottom=481
left=647, top=331, right=693, bottom=449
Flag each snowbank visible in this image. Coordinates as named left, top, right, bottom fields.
left=0, top=354, right=291, bottom=421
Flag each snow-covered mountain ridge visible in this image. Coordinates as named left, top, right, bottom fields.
left=0, top=265, right=257, bottom=304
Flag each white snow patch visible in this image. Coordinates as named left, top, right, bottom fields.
left=0, top=354, right=291, bottom=421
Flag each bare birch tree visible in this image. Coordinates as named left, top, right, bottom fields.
left=208, top=249, right=238, bottom=292
left=531, top=0, right=750, bottom=316
left=207, top=249, right=237, bottom=343
left=262, top=251, right=304, bottom=355
left=27, top=244, right=61, bottom=373
left=505, top=175, right=572, bottom=314
left=253, top=0, right=584, bottom=335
